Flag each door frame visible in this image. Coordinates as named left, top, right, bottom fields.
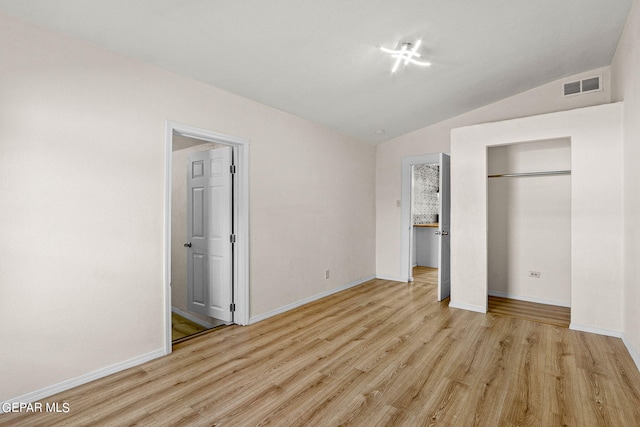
left=163, top=121, right=250, bottom=355
left=400, top=153, right=442, bottom=283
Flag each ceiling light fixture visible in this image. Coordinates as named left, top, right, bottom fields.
left=381, top=39, right=431, bottom=73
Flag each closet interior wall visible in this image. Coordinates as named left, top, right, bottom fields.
left=487, top=138, right=572, bottom=307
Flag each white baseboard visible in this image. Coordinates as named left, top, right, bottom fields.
left=250, top=275, right=376, bottom=324
left=569, top=323, right=623, bottom=338
left=448, top=301, right=487, bottom=313
left=171, top=307, right=222, bottom=328
left=488, top=290, right=571, bottom=308
left=622, top=333, right=640, bottom=372
left=2, top=349, right=165, bottom=409
left=376, top=275, right=408, bottom=282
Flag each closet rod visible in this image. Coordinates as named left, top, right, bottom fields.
left=488, top=170, right=571, bottom=178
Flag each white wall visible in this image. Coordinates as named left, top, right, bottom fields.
left=487, top=139, right=572, bottom=306
left=611, top=0, right=640, bottom=367
left=450, top=104, right=624, bottom=336
left=376, top=67, right=611, bottom=280
left=0, top=13, right=375, bottom=401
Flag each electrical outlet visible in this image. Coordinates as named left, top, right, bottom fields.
left=325, top=269, right=330, bottom=279
left=529, top=271, right=541, bottom=278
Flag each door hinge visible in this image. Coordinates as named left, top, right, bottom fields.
left=230, top=303, right=236, bottom=312
left=230, top=234, right=236, bottom=243
left=230, top=164, right=236, bottom=174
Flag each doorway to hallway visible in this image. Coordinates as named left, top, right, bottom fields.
left=163, top=121, right=250, bottom=353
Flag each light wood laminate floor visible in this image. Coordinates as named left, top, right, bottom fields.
left=2, top=272, right=640, bottom=426
left=171, top=312, right=208, bottom=342
left=488, top=296, right=571, bottom=328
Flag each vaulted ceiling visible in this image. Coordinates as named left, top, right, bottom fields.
left=0, top=1, right=632, bottom=143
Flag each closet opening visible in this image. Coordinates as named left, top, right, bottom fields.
left=487, top=138, right=572, bottom=327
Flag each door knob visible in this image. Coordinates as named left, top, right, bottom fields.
left=441, top=231, right=449, bottom=236
left=184, top=242, right=192, bottom=248
left=435, top=231, right=441, bottom=235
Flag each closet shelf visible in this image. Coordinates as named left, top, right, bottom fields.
left=488, top=170, right=571, bottom=178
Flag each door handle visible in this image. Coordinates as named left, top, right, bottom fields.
left=441, top=231, right=449, bottom=236
left=435, top=231, right=441, bottom=235
left=184, top=242, right=192, bottom=248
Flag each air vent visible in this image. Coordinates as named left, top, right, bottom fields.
left=564, top=81, right=581, bottom=96
left=563, top=76, right=602, bottom=97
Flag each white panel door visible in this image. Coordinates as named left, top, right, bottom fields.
left=186, top=147, right=233, bottom=322
left=438, top=153, right=451, bottom=300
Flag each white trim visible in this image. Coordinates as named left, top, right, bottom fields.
left=448, top=301, right=487, bottom=313
left=164, top=121, right=251, bottom=356
left=171, top=307, right=226, bottom=329
left=249, top=275, right=376, bottom=324
left=487, top=290, right=571, bottom=308
left=1, top=349, right=164, bottom=409
left=569, top=323, right=623, bottom=338
left=622, top=333, right=640, bottom=372
left=163, top=122, right=173, bottom=355
left=376, top=275, right=408, bottom=282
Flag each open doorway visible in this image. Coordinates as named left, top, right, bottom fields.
left=400, top=153, right=450, bottom=301
left=170, top=136, right=229, bottom=343
left=410, top=163, right=440, bottom=293
left=163, top=122, right=250, bottom=354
